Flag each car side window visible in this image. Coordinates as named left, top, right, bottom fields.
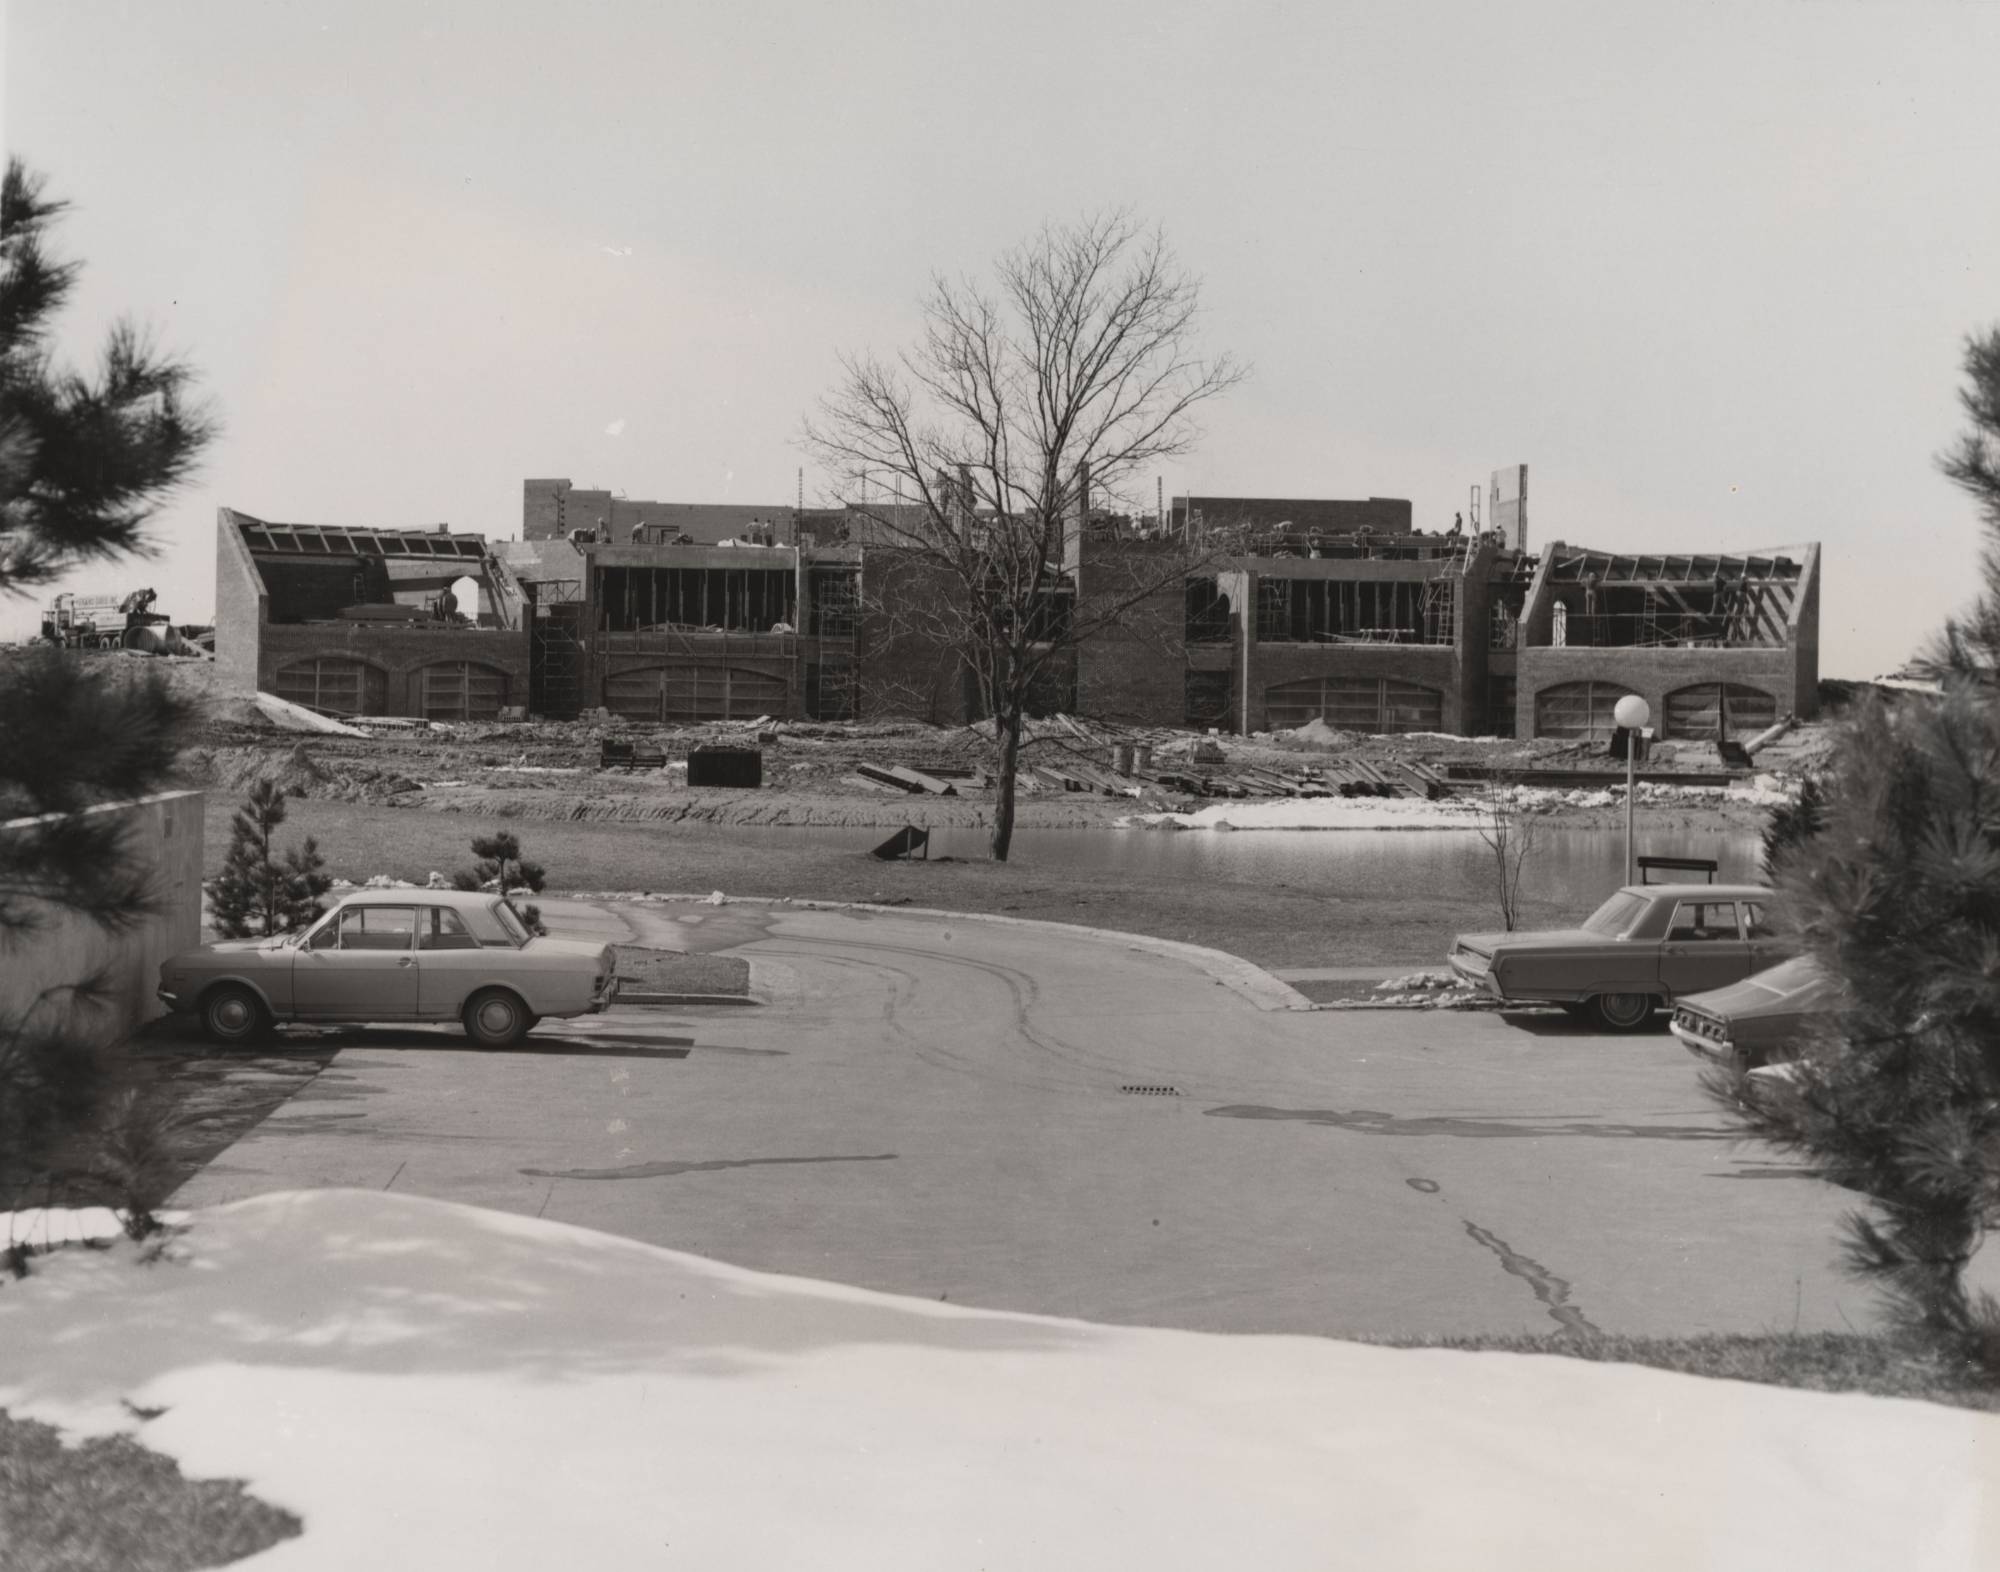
left=421, top=907, right=481, bottom=951
left=337, top=907, right=416, bottom=952
left=1741, top=902, right=1776, bottom=939
left=460, top=902, right=517, bottom=947
left=1668, top=901, right=1740, bottom=942
left=306, top=914, right=340, bottom=950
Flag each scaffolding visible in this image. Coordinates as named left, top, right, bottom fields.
left=525, top=578, right=584, bottom=718
left=1546, top=550, right=1802, bottom=649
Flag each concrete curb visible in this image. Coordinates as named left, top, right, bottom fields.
left=560, top=889, right=1316, bottom=1014
left=615, top=990, right=760, bottom=1008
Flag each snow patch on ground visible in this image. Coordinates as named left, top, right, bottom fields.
left=1128, top=796, right=1486, bottom=830
left=0, top=1190, right=1990, bottom=1570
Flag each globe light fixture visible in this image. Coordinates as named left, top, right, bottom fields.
left=1614, top=696, right=1652, bottom=885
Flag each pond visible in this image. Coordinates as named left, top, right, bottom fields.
left=743, top=822, right=1769, bottom=912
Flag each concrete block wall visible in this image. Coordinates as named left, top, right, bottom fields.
left=213, top=509, right=267, bottom=694
left=0, top=791, right=204, bottom=1035
left=1790, top=545, right=1822, bottom=720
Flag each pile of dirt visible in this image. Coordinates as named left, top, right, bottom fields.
left=182, top=742, right=422, bottom=804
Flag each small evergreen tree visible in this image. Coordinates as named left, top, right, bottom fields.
left=1715, top=326, right=2000, bottom=1354
left=452, top=831, right=547, bottom=935
left=208, top=779, right=332, bottom=938
left=0, top=159, right=214, bottom=1215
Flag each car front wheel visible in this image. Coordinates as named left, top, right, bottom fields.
left=202, top=984, right=271, bottom=1046
left=1590, top=992, right=1657, bottom=1032
left=463, top=988, right=530, bottom=1048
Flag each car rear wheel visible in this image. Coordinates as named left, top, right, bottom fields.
left=202, top=984, right=271, bottom=1046
left=1590, top=991, right=1657, bottom=1032
left=463, top=988, right=530, bottom=1048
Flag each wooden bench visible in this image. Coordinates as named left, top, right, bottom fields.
left=1638, top=855, right=1718, bottom=885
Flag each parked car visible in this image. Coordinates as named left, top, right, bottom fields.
left=1670, top=954, right=1832, bottom=1071
left=1449, top=882, right=1790, bottom=1031
left=159, top=890, right=616, bottom=1047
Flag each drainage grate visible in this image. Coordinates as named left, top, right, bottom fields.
left=1119, top=1084, right=1181, bottom=1097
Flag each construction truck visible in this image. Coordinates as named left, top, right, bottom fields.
left=40, top=589, right=204, bottom=655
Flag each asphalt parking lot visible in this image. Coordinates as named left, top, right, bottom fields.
left=169, top=897, right=2000, bottom=1339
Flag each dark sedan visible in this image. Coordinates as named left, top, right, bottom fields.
left=1450, top=883, right=1790, bottom=1031
left=1670, top=955, right=1832, bottom=1072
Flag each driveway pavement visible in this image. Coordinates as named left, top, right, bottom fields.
left=172, top=896, right=1994, bottom=1339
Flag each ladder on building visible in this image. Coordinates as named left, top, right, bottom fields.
left=1420, top=534, right=1474, bottom=644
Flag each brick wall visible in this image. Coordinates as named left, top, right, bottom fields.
left=1515, top=646, right=1801, bottom=740
left=1172, top=496, right=1414, bottom=534
left=258, top=623, right=531, bottom=716
left=857, top=550, right=968, bottom=724
left=1245, top=642, right=1463, bottom=733
left=1074, top=540, right=1185, bottom=725
left=523, top=479, right=569, bottom=541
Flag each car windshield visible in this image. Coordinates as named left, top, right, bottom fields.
left=492, top=900, right=532, bottom=945
left=1582, top=892, right=1649, bottom=937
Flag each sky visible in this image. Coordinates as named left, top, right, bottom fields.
left=3, top=0, right=1996, bottom=677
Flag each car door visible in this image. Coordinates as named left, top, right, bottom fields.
left=1739, top=899, right=1789, bottom=972
left=1657, top=899, right=1754, bottom=997
left=416, top=904, right=489, bottom=1018
left=292, top=905, right=421, bottom=1019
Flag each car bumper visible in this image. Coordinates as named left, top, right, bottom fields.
left=157, top=986, right=186, bottom=1011
left=1449, top=957, right=1503, bottom=998
left=1670, top=1018, right=1735, bottom=1066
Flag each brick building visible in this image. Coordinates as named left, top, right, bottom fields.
left=215, top=508, right=532, bottom=719
left=215, top=484, right=1820, bottom=742
left=1098, top=499, right=1820, bottom=740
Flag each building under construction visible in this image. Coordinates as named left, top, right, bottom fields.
left=212, top=480, right=1820, bottom=741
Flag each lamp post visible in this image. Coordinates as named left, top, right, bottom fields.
left=1614, top=694, right=1651, bottom=886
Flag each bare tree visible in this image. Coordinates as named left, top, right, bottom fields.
left=1473, top=777, right=1539, bottom=932
left=803, top=213, right=1245, bottom=860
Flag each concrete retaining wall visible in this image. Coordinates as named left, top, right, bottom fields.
left=0, top=790, right=205, bottom=1038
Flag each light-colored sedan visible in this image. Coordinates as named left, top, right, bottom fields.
left=158, top=890, right=616, bottom=1047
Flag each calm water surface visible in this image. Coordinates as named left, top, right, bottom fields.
left=749, top=822, right=1767, bottom=912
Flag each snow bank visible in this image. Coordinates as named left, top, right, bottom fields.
left=1129, top=795, right=1485, bottom=830
left=0, top=1190, right=1989, bottom=1571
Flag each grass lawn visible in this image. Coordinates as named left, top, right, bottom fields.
left=0, top=1407, right=300, bottom=1571
left=1386, top=1330, right=2000, bottom=1411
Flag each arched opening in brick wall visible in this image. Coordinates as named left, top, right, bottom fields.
left=1533, top=680, right=1638, bottom=741
left=1663, top=682, right=1778, bottom=740
left=273, top=658, right=387, bottom=717
left=1266, top=675, right=1443, bottom=734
